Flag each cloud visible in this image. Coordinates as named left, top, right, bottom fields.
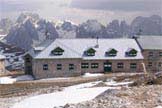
left=0, top=0, right=71, bottom=12
left=0, top=0, right=161, bottom=24
left=70, top=0, right=162, bottom=12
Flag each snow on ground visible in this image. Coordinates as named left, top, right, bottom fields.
left=12, top=81, right=119, bottom=108
left=155, top=106, right=162, bottom=108
left=82, top=73, right=104, bottom=77
left=40, top=77, right=70, bottom=81
left=0, top=76, right=16, bottom=84
left=105, top=79, right=133, bottom=86
left=0, top=75, right=34, bottom=84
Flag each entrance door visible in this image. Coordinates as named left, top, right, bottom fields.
left=104, top=62, right=112, bottom=72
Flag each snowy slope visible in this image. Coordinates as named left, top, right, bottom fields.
left=12, top=81, right=118, bottom=108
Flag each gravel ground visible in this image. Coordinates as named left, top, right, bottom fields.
left=1, top=73, right=161, bottom=108
left=67, top=85, right=162, bottom=108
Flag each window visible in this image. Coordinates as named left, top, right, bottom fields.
left=117, top=63, right=124, bottom=69
left=26, top=58, right=30, bottom=63
left=69, top=64, right=74, bottom=70
left=53, top=52, right=63, bottom=55
left=43, top=64, right=48, bottom=70
left=148, top=62, right=152, bottom=67
left=87, top=53, right=95, bottom=56
left=159, top=52, right=162, bottom=57
left=91, top=63, right=99, bottom=69
left=106, top=48, right=117, bottom=57
left=85, top=48, right=96, bottom=56
left=81, top=63, right=89, bottom=69
left=51, top=47, right=64, bottom=56
left=126, top=48, right=137, bottom=57
left=159, top=62, right=162, bottom=67
left=130, top=63, right=137, bottom=69
left=57, top=64, right=62, bottom=70
left=149, top=52, right=153, bottom=57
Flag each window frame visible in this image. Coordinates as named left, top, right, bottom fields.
left=158, top=62, right=162, bottom=67
left=57, top=64, right=62, bottom=70
left=126, top=49, right=137, bottom=57
left=69, top=64, right=75, bottom=71
left=26, top=57, right=30, bottom=63
left=106, top=48, right=117, bottom=57
left=148, top=52, right=153, bottom=57
left=86, top=48, right=96, bottom=56
left=148, top=62, right=152, bottom=67
left=130, top=63, right=137, bottom=69
left=81, top=63, right=89, bottom=69
left=51, top=47, right=64, bottom=56
left=117, top=63, right=124, bottom=69
left=43, top=64, right=48, bottom=71
left=91, top=63, right=99, bottom=69
left=159, top=52, right=162, bottom=57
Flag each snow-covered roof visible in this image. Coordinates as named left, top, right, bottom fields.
left=137, top=36, right=162, bottom=50
left=26, top=40, right=54, bottom=58
left=34, top=38, right=143, bottom=60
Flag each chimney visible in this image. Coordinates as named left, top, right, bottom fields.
left=95, top=36, right=99, bottom=48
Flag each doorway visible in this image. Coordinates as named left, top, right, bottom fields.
left=104, top=62, right=112, bottom=72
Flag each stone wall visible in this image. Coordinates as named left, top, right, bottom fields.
left=32, top=58, right=144, bottom=79
left=32, top=59, right=82, bottom=79
left=142, top=50, right=162, bottom=72
left=81, top=59, right=143, bottom=73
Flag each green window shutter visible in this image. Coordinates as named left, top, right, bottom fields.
left=52, top=47, right=64, bottom=56
left=106, top=48, right=117, bottom=57
left=86, top=48, right=96, bottom=56
left=126, top=49, right=137, bottom=57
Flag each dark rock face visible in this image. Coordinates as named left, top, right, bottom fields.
left=5, top=13, right=59, bottom=51
left=6, top=19, right=39, bottom=51
left=4, top=13, right=162, bottom=51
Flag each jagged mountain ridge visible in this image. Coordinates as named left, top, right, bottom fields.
left=3, top=13, right=162, bottom=51
left=5, top=13, right=59, bottom=51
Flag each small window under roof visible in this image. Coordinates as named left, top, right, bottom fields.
left=51, top=47, right=64, bottom=56
left=126, top=48, right=138, bottom=57
left=85, top=48, right=96, bottom=56
left=106, top=48, right=118, bottom=57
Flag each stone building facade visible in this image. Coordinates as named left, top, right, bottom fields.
left=137, top=36, right=162, bottom=72
left=142, top=50, right=162, bottom=72
left=25, top=38, right=145, bottom=79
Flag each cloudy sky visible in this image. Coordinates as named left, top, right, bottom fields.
left=0, top=0, right=162, bottom=24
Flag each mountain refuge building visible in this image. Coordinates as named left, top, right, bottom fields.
left=24, top=38, right=145, bottom=79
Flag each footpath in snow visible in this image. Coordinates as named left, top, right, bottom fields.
left=12, top=81, right=122, bottom=108
left=0, top=75, right=34, bottom=84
